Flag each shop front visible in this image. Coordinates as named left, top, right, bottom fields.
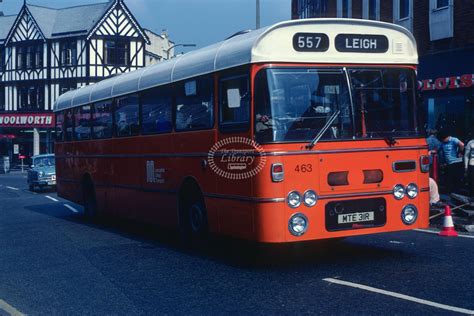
left=418, top=48, right=474, bottom=142
left=0, top=113, right=55, bottom=167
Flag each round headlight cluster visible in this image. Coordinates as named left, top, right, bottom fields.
left=288, top=213, right=308, bottom=236
left=38, top=171, right=45, bottom=177
left=303, top=190, right=317, bottom=207
left=287, top=191, right=301, bottom=208
left=287, top=190, right=318, bottom=208
left=401, top=204, right=418, bottom=225
left=393, top=184, right=405, bottom=200
left=393, top=183, right=419, bottom=200
left=406, top=183, right=418, bottom=199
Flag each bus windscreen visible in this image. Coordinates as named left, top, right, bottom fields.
left=254, top=67, right=420, bottom=144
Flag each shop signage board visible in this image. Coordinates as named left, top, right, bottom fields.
left=13, top=144, right=19, bottom=154
left=0, top=114, right=55, bottom=128
left=418, top=73, right=474, bottom=91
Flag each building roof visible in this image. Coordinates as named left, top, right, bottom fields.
left=0, top=15, right=17, bottom=43
left=1, top=1, right=149, bottom=43
left=55, top=18, right=418, bottom=112
left=25, top=2, right=112, bottom=39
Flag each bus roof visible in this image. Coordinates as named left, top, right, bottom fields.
left=55, top=18, right=417, bottom=112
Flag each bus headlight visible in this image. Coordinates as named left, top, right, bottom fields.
left=393, top=184, right=405, bottom=200
left=288, top=213, right=308, bottom=236
left=406, top=183, right=418, bottom=199
left=401, top=204, right=418, bottom=225
left=287, top=191, right=301, bottom=208
left=303, top=190, right=317, bottom=207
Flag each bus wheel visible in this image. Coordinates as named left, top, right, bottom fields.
left=180, top=192, right=209, bottom=245
left=83, top=181, right=98, bottom=220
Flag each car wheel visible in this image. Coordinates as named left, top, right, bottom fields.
left=29, top=184, right=34, bottom=191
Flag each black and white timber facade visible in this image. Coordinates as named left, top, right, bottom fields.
left=0, top=0, right=168, bottom=164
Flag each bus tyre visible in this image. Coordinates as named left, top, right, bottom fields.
left=180, top=193, right=209, bottom=246
left=83, top=182, right=98, bottom=220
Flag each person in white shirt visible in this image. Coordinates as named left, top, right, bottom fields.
left=464, top=139, right=474, bottom=197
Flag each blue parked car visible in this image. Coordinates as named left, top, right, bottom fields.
left=27, top=154, right=56, bottom=191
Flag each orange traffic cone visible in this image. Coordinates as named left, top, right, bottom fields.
left=439, top=205, right=458, bottom=237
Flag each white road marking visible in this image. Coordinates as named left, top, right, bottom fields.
left=64, top=204, right=79, bottom=213
left=45, top=195, right=59, bottom=202
left=389, top=240, right=403, bottom=244
left=323, top=278, right=474, bottom=315
left=415, top=228, right=474, bottom=239
left=0, top=298, right=25, bottom=316
left=6, top=186, right=19, bottom=191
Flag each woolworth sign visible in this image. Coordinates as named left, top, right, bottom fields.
left=0, top=114, right=55, bottom=128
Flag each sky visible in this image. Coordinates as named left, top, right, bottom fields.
left=0, top=0, right=291, bottom=54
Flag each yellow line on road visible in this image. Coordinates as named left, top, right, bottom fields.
left=0, top=298, right=25, bottom=316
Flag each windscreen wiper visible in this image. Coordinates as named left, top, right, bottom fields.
left=306, top=110, right=340, bottom=150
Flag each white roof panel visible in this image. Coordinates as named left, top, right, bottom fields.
left=55, top=18, right=417, bottom=112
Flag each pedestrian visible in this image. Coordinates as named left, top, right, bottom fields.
left=464, top=138, right=474, bottom=197
left=438, top=130, right=465, bottom=194
left=429, top=177, right=440, bottom=205
left=426, top=129, right=441, bottom=177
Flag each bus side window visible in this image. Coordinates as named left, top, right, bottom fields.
left=141, top=85, right=172, bottom=134
left=175, top=75, right=213, bottom=131
left=56, top=112, right=64, bottom=142
left=74, top=105, right=92, bottom=140
left=92, top=100, right=113, bottom=139
left=114, top=94, right=140, bottom=137
left=65, top=110, right=74, bottom=141
left=219, top=74, right=250, bottom=132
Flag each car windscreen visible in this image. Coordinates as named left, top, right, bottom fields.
left=34, top=157, right=55, bottom=167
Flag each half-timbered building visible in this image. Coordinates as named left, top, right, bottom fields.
left=0, top=0, right=171, bottom=165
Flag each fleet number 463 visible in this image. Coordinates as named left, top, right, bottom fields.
left=295, top=164, right=312, bottom=173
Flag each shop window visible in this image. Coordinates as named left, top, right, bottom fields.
left=219, top=75, right=250, bottom=132
left=363, top=0, right=380, bottom=20
left=337, top=0, right=352, bottom=18
left=0, top=47, right=4, bottom=72
left=141, top=86, right=172, bottom=134
left=92, top=100, right=113, bottom=139
left=114, top=94, right=140, bottom=137
left=35, top=45, right=43, bottom=68
left=18, top=85, right=44, bottom=111
left=26, top=46, right=34, bottom=69
left=429, top=0, right=453, bottom=40
left=61, top=41, right=77, bottom=66
left=399, top=0, right=409, bottom=19
left=104, top=40, right=129, bottom=66
left=17, top=46, right=25, bottom=70
left=0, top=88, right=5, bottom=111
left=59, top=82, right=77, bottom=96
left=436, top=0, right=449, bottom=9
left=74, top=105, right=92, bottom=140
left=175, top=76, right=213, bottom=131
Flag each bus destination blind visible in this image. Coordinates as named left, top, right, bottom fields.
left=293, top=33, right=330, bottom=52
left=335, top=34, right=389, bottom=53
